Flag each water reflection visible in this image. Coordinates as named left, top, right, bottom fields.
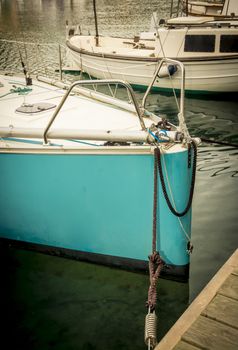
left=197, top=147, right=238, bottom=178
left=1, top=245, right=189, bottom=349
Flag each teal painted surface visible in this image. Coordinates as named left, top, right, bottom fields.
left=0, top=150, right=192, bottom=266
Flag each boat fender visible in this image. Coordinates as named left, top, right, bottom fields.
left=158, top=64, right=177, bottom=78
left=159, top=18, right=166, bottom=26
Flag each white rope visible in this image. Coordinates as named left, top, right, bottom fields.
left=154, top=25, right=180, bottom=112
left=97, top=52, right=119, bottom=97
left=153, top=23, right=191, bottom=141
left=84, top=66, right=98, bottom=92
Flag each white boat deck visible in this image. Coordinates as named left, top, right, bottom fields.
left=69, top=36, right=156, bottom=57
left=0, top=74, right=157, bottom=147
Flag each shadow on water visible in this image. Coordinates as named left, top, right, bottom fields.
left=0, top=245, right=189, bottom=350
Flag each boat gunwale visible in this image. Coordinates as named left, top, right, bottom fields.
left=66, top=39, right=238, bottom=62
left=0, top=143, right=186, bottom=155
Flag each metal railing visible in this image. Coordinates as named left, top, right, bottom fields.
left=43, top=79, right=146, bottom=144
left=170, top=0, right=183, bottom=18
left=142, top=57, right=185, bottom=123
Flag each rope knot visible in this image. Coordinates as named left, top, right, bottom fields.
left=150, top=251, right=164, bottom=266
left=146, top=252, right=164, bottom=311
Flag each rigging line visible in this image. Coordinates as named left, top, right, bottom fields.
left=176, top=27, right=189, bottom=60
left=152, top=13, right=180, bottom=111
left=101, top=52, right=118, bottom=97
left=119, top=65, right=134, bottom=104
left=84, top=65, right=98, bottom=93
left=201, top=137, right=238, bottom=149
left=89, top=51, right=119, bottom=99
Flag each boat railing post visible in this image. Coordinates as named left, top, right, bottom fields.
left=141, top=57, right=185, bottom=130
left=58, top=44, right=63, bottom=81
left=43, top=79, right=146, bottom=144
left=141, top=59, right=164, bottom=109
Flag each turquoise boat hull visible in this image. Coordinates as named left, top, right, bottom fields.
left=0, top=149, right=192, bottom=280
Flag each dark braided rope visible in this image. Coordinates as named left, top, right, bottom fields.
left=146, top=147, right=165, bottom=312
left=146, top=252, right=164, bottom=311
left=156, top=139, right=198, bottom=217
left=152, top=145, right=158, bottom=253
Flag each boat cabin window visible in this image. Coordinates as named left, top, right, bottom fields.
left=220, top=35, right=238, bottom=53
left=184, top=35, right=215, bottom=52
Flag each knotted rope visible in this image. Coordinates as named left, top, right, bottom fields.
left=146, top=251, right=164, bottom=311
left=146, top=147, right=165, bottom=310
left=145, top=147, right=164, bottom=349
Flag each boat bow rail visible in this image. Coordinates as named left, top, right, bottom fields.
left=0, top=49, right=195, bottom=148
left=142, top=57, right=190, bottom=141
left=43, top=79, right=147, bottom=145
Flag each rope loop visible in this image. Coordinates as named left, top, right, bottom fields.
left=146, top=252, right=164, bottom=312
left=156, top=139, right=197, bottom=217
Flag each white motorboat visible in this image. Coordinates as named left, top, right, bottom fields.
left=181, top=0, right=237, bottom=18
left=65, top=0, right=238, bottom=94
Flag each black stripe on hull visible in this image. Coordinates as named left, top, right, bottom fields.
left=0, top=237, right=189, bottom=282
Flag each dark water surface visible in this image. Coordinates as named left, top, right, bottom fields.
left=0, top=1, right=238, bottom=349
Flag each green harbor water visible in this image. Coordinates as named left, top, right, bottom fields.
left=0, top=1, right=238, bottom=349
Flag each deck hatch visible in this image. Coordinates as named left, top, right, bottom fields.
left=16, top=102, right=56, bottom=114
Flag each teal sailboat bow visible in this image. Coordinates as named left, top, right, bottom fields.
left=0, top=57, right=199, bottom=281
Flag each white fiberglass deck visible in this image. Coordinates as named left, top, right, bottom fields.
left=0, top=74, right=156, bottom=148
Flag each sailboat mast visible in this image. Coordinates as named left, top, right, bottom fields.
left=93, top=0, right=99, bottom=46
left=185, top=0, right=188, bottom=16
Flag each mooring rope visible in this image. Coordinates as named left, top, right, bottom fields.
left=156, top=139, right=198, bottom=217
left=146, top=252, right=164, bottom=312
left=201, top=137, right=238, bottom=149
left=145, top=147, right=165, bottom=349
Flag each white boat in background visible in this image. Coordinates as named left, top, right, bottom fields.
left=65, top=0, right=238, bottom=95
left=181, top=0, right=237, bottom=18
